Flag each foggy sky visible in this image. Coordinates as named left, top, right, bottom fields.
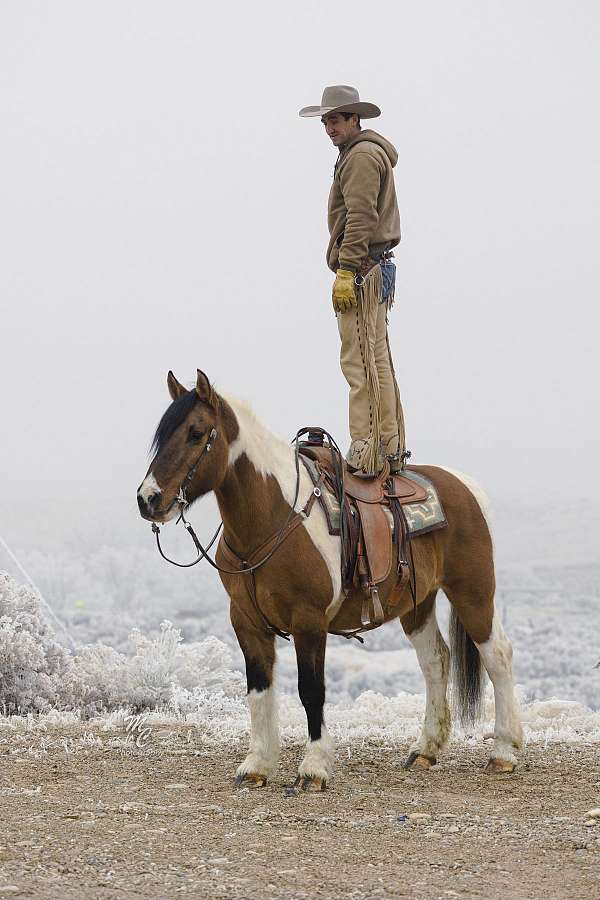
left=1, top=1, right=599, bottom=515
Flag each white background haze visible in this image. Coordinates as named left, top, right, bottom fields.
left=1, top=1, right=598, bottom=505
left=0, top=3, right=598, bottom=714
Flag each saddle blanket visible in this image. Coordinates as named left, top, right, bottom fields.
left=301, top=458, right=447, bottom=538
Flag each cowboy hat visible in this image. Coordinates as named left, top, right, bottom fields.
left=299, top=85, right=381, bottom=119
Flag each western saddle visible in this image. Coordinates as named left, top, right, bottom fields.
left=299, top=439, right=428, bottom=637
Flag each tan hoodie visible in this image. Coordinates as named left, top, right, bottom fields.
left=327, top=129, right=401, bottom=272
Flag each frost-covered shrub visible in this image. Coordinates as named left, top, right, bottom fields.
left=0, top=574, right=244, bottom=716
left=122, top=620, right=184, bottom=709
left=67, top=642, right=130, bottom=711
left=174, top=634, right=245, bottom=694
left=69, top=623, right=244, bottom=713
left=0, top=573, right=75, bottom=713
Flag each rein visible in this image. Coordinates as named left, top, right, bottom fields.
left=152, top=427, right=222, bottom=569
left=151, top=426, right=345, bottom=578
left=150, top=425, right=344, bottom=641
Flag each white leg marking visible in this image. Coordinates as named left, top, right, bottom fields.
left=236, top=686, right=280, bottom=779
left=476, top=612, right=523, bottom=764
left=297, top=726, right=335, bottom=781
left=223, top=393, right=342, bottom=611
left=138, top=473, right=161, bottom=503
left=407, top=610, right=451, bottom=759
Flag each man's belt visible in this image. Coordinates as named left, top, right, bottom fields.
left=357, top=256, right=379, bottom=278
left=357, top=249, right=394, bottom=279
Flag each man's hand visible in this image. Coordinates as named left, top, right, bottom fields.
left=332, top=269, right=358, bottom=313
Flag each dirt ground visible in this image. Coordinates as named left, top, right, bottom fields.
left=0, top=724, right=599, bottom=899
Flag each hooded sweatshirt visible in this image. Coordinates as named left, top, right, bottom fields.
left=327, top=129, right=401, bottom=273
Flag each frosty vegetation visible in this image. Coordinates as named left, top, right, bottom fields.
left=1, top=569, right=599, bottom=749
left=5, top=544, right=599, bottom=710
left=0, top=573, right=243, bottom=717
left=1, top=496, right=599, bottom=720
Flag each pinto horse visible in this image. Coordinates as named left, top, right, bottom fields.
left=137, top=370, right=522, bottom=790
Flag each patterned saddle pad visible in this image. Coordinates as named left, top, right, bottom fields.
left=301, top=458, right=447, bottom=538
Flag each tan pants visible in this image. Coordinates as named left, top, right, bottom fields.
left=336, top=265, right=405, bottom=473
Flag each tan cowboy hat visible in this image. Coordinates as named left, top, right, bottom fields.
left=299, top=85, right=381, bottom=119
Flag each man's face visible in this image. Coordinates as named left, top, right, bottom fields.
left=322, top=112, right=359, bottom=147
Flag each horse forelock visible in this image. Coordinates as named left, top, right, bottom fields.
left=150, top=390, right=200, bottom=456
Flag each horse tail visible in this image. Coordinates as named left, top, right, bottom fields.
left=450, top=608, right=484, bottom=726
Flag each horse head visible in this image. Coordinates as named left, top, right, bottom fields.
left=137, top=369, right=237, bottom=522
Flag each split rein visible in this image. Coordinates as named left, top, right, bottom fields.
left=151, top=427, right=345, bottom=582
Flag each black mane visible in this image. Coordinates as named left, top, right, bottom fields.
left=150, top=390, right=199, bottom=456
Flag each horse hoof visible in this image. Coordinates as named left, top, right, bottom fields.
left=235, top=772, right=267, bottom=788
left=403, top=752, right=436, bottom=771
left=285, top=775, right=327, bottom=796
left=485, top=758, right=516, bottom=774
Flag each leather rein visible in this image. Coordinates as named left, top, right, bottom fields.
left=150, top=427, right=343, bottom=640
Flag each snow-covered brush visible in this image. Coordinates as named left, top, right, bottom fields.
left=0, top=574, right=243, bottom=716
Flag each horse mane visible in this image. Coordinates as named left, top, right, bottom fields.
left=150, top=390, right=200, bottom=456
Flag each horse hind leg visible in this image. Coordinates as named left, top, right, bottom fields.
left=446, top=585, right=523, bottom=772
left=401, top=592, right=451, bottom=770
left=475, top=610, right=524, bottom=772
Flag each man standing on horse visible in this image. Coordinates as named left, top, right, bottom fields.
left=300, top=85, right=407, bottom=476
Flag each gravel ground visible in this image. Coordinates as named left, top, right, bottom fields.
left=0, top=724, right=599, bottom=899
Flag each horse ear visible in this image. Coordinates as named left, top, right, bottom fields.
left=167, top=371, right=187, bottom=401
left=196, top=369, right=216, bottom=407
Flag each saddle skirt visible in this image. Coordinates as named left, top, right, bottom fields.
left=299, top=445, right=448, bottom=633
left=300, top=449, right=447, bottom=543
left=299, top=444, right=447, bottom=633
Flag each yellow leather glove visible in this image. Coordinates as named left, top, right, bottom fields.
left=332, top=268, right=357, bottom=313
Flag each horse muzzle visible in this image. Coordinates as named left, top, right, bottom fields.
left=137, top=490, right=159, bottom=519
left=137, top=476, right=180, bottom=523
left=137, top=494, right=180, bottom=523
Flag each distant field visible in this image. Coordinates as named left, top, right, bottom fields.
left=1, top=497, right=599, bottom=708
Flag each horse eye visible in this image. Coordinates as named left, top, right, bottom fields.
left=188, top=427, right=204, bottom=444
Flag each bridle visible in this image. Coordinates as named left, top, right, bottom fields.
left=151, top=425, right=222, bottom=568
left=149, top=418, right=418, bottom=645
left=151, top=426, right=344, bottom=579
left=149, top=422, right=355, bottom=641
left=179, top=426, right=218, bottom=498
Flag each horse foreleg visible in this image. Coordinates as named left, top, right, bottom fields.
left=290, top=629, right=334, bottom=792
left=232, top=614, right=279, bottom=787
left=401, top=593, right=451, bottom=769
left=475, top=610, right=523, bottom=772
